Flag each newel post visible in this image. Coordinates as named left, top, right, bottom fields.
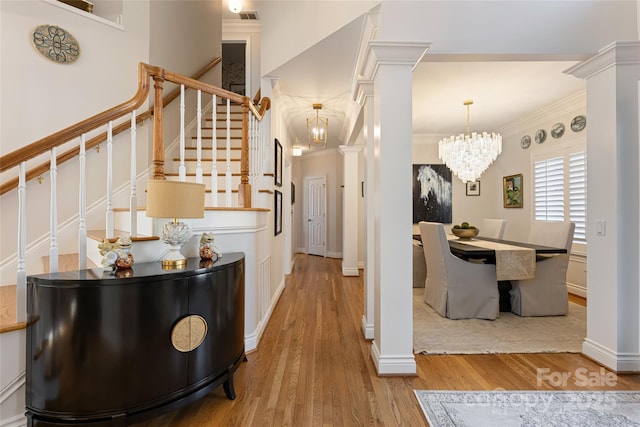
left=152, top=72, right=166, bottom=180
left=238, top=101, right=251, bottom=207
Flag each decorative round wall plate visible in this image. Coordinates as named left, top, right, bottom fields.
left=551, top=122, right=565, bottom=139
left=535, top=129, right=547, bottom=144
left=571, top=115, right=587, bottom=132
left=32, top=24, right=80, bottom=64
left=520, top=135, right=531, bottom=149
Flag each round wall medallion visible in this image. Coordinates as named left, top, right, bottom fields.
left=171, top=315, right=208, bottom=352
left=571, top=115, right=586, bottom=132
left=520, top=135, right=531, bottom=149
left=551, top=123, right=565, bottom=139
left=535, top=129, right=547, bottom=144
left=32, top=24, right=80, bottom=64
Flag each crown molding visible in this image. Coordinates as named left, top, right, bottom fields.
left=498, top=90, right=586, bottom=136
left=565, top=41, right=640, bottom=79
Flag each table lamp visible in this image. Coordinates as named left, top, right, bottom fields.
left=146, top=180, right=206, bottom=269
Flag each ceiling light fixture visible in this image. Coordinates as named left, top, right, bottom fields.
left=307, top=103, right=328, bottom=149
left=228, top=0, right=242, bottom=13
left=438, top=100, right=502, bottom=183
left=292, top=147, right=303, bottom=157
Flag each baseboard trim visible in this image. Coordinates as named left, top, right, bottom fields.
left=370, top=340, right=416, bottom=376
left=582, top=338, right=640, bottom=372
left=245, top=276, right=286, bottom=352
left=361, top=315, right=374, bottom=340
left=0, top=413, right=27, bottom=427
left=341, top=264, right=359, bottom=276
left=567, top=282, right=586, bottom=298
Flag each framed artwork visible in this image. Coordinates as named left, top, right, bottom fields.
left=274, top=190, right=282, bottom=235
left=412, top=164, right=452, bottom=224
left=291, top=182, right=295, bottom=204
left=466, top=181, right=480, bottom=196
left=503, top=174, right=523, bottom=208
left=274, top=139, right=283, bottom=187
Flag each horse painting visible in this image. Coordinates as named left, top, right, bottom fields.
left=413, top=164, right=452, bottom=223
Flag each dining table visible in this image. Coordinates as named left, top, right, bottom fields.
left=412, top=234, right=568, bottom=311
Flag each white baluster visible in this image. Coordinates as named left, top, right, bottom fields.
left=179, top=85, right=186, bottom=181
left=16, top=162, right=26, bottom=322
left=196, top=89, right=203, bottom=183
left=49, top=146, right=59, bottom=273
left=78, top=135, right=87, bottom=270
left=211, top=94, right=218, bottom=206
left=130, top=110, right=138, bottom=237
left=250, top=114, right=257, bottom=202
left=106, top=121, right=114, bottom=238
left=225, top=98, right=232, bottom=206
left=258, top=120, right=265, bottom=191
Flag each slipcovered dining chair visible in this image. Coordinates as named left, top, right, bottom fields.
left=419, top=221, right=499, bottom=320
left=510, top=221, right=575, bottom=316
left=413, top=239, right=427, bottom=288
left=479, top=219, right=507, bottom=240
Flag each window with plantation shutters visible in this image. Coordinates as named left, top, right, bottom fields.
left=533, top=145, right=587, bottom=248
left=534, top=157, right=564, bottom=221
left=569, top=152, right=587, bottom=243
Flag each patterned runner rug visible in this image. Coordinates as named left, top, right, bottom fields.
left=414, top=390, right=640, bottom=426
left=413, top=289, right=586, bottom=354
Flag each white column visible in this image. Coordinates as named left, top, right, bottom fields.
left=339, top=145, right=362, bottom=276
left=369, top=41, right=430, bottom=375
left=567, top=41, right=640, bottom=371
left=356, top=80, right=375, bottom=340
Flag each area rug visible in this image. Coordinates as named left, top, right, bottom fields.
left=413, top=289, right=586, bottom=354
left=414, top=390, right=640, bottom=426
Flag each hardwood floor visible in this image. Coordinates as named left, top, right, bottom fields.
left=134, top=254, right=640, bottom=427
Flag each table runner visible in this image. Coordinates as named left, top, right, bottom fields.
left=447, top=235, right=536, bottom=280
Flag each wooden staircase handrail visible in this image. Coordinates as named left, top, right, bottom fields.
left=1, top=62, right=157, bottom=174
left=0, top=57, right=223, bottom=196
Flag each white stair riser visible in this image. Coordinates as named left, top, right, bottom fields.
left=167, top=161, right=241, bottom=175
left=164, top=175, right=244, bottom=188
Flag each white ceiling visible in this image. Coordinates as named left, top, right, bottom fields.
left=224, top=5, right=586, bottom=153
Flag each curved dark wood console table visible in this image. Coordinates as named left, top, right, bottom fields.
left=26, top=253, right=245, bottom=427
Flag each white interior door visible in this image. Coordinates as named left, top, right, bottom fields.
left=307, top=177, right=326, bottom=256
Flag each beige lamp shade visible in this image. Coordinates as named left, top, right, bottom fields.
left=146, top=180, right=206, bottom=219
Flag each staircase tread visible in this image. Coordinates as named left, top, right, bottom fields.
left=185, top=145, right=242, bottom=148
left=87, top=230, right=160, bottom=242
left=164, top=172, right=242, bottom=177
left=42, top=253, right=99, bottom=272
left=173, top=157, right=242, bottom=161
left=0, top=284, right=21, bottom=333
left=190, top=137, right=242, bottom=141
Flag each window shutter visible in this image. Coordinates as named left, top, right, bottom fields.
left=569, top=151, right=587, bottom=243
left=534, top=157, right=564, bottom=221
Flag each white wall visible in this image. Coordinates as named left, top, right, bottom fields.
left=377, top=1, right=636, bottom=54
left=293, top=149, right=343, bottom=257
left=257, top=1, right=378, bottom=75
left=0, top=1, right=150, bottom=155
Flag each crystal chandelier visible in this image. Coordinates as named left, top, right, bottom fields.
left=438, top=100, right=502, bottom=183
left=307, top=103, right=328, bottom=149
